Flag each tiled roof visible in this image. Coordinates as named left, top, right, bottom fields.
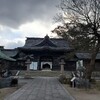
left=76, top=53, right=100, bottom=60
left=2, top=49, right=18, bottom=57
left=0, top=50, right=16, bottom=61
left=22, top=36, right=73, bottom=51
left=35, top=35, right=57, bottom=47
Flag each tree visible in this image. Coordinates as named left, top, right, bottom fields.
left=53, top=0, right=100, bottom=80
left=52, top=23, right=95, bottom=51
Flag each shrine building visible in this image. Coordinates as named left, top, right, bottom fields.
left=16, top=35, right=76, bottom=71
left=1, top=35, right=100, bottom=71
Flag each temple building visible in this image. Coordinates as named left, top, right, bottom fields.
left=17, top=35, right=76, bottom=71
left=0, top=47, right=16, bottom=73
left=1, top=35, right=100, bottom=71
left=1, top=35, right=76, bottom=71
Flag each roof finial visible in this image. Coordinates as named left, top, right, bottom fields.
left=45, top=34, right=49, bottom=39
left=46, top=34, right=48, bottom=36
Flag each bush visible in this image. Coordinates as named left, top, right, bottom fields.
left=11, top=78, right=18, bottom=86
left=95, top=81, right=100, bottom=90
left=66, top=78, right=72, bottom=84
left=90, top=78, right=96, bottom=84
left=59, top=74, right=67, bottom=84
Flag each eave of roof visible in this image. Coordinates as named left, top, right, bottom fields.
left=23, top=36, right=73, bottom=50
left=0, top=50, right=16, bottom=61
left=19, top=46, right=73, bottom=52
left=1, top=49, right=18, bottom=57
left=76, top=53, right=100, bottom=60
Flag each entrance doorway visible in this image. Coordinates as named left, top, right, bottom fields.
left=42, top=64, right=50, bottom=69
left=41, top=62, right=52, bottom=70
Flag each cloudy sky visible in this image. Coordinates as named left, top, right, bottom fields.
left=0, top=0, right=61, bottom=49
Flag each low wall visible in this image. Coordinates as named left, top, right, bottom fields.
left=0, top=78, right=12, bottom=88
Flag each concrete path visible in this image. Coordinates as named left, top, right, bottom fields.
left=4, top=77, right=75, bottom=100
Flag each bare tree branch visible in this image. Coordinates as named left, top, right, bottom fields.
left=54, top=0, right=100, bottom=80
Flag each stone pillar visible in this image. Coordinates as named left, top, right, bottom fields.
left=61, top=64, right=64, bottom=74
left=60, top=59, right=65, bottom=74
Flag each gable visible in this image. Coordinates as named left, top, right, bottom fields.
left=35, top=35, right=57, bottom=47
left=23, top=36, right=72, bottom=50
left=76, top=53, right=100, bottom=60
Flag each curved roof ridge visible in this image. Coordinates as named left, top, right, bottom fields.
left=26, top=36, right=63, bottom=40
left=34, top=35, right=57, bottom=47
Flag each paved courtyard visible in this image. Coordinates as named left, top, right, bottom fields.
left=4, top=77, right=75, bottom=100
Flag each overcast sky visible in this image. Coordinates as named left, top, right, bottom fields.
left=0, top=0, right=61, bottom=49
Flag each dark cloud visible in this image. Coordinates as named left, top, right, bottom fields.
left=0, top=0, right=60, bottom=28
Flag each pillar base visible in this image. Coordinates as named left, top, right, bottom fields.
left=24, top=71, right=32, bottom=79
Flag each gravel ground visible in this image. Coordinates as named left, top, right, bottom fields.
left=63, top=84, right=100, bottom=100
left=0, top=87, right=18, bottom=100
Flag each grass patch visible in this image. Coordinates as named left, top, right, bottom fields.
left=93, top=81, right=100, bottom=91
left=19, top=71, right=61, bottom=77
left=0, top=87, right=18, bottom=100
left=63, top=84, right=100, bottom=100
left=19, top=71, right=72, bottom=77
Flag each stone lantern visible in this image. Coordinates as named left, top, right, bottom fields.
left=59, top=58, right=65, bottom=74
left=24, top=58, right=31, bottom=78
left=25, top=58, right=31, bottom=71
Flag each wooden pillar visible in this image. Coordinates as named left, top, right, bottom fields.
left=37, top=56, right=40, bottom=70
